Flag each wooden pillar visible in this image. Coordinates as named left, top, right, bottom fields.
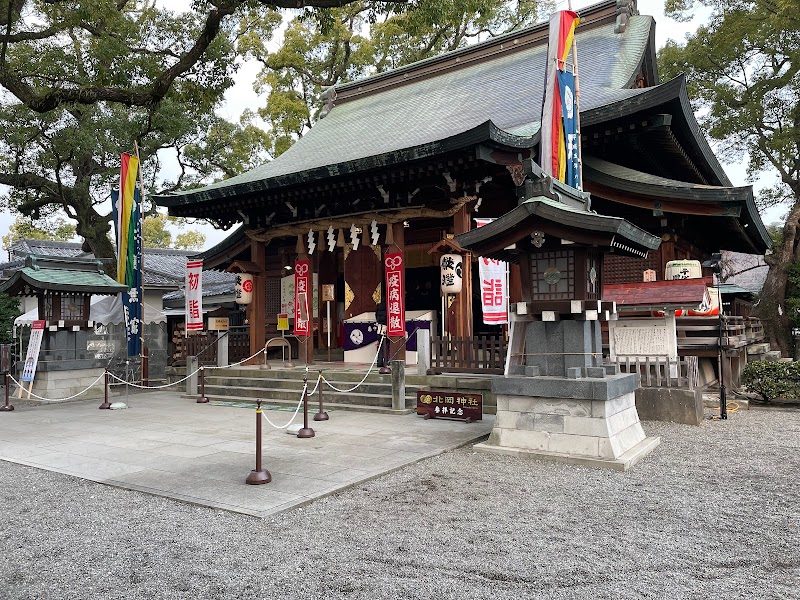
left=389, top=221, right=406, bottom=363
left=447, top=206, right=473, bottom=340
left=660, top=234, right=676, bottom=274
left=248, top=239, right=266, bottom=364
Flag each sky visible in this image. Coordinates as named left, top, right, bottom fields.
left=0, top=0, right=783, bottom=258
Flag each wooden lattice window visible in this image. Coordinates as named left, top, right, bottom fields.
left=531, top=250, right=575, bottom=300
left=265, top=277, right=281, bottom=317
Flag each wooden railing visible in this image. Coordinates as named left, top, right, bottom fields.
left=617, top=356, right=699, bottom=389
left=429, top=335, right=506, bottom=374
left=676, top=315, right=764, bottom=350
left=183, top=333, right=218, bottom=366
left=228, top=326, right=250, bottom=363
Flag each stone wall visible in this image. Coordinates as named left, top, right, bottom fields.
left=635, top=387, right=704, bottom=426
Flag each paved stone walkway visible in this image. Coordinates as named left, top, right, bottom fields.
left=0, top=391, right=493, bottom=517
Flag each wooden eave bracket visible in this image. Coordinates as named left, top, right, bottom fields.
left=428, top=237, right=467, bottom=255
left=225, top=260, right=263, bottom=274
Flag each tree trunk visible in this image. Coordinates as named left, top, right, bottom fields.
left=75, top=209, right=117, bottom=277
left=755, top=195, right=800, bottom=356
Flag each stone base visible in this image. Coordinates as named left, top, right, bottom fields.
left=15, top=367, right=105, bottom=402
left=474, top=436, right=660, bottom=471
left=636, top=387, right=704, bottom=425
left=480, top=375, right=659, bottom=471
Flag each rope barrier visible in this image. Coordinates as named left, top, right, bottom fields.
left=204, top=347, right=266, bottom=370
left=8, top=372, right=106, bottom=402
left=108, top=368, right=201, bottom=389
left=321, top=335, right=384, bottom=393
left=261, top=381, right=309, bottom=429
left=105, top=347, right=265, bottom=392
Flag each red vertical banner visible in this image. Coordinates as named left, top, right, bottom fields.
left=294, top=259, right=311, bottom=337
left=384, top=252, right=406, bottom=337
left=185, top=260, right=203, bottom=332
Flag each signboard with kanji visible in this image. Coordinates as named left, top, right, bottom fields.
left=384, top=252, right=406, bottom=337
left=185, top=260, right=203, bottom=332
left=416, top=390, right=482, bottom=421
left=294, top=259, right=311, bottom=337
left=277, top=313, right=289, bottom=331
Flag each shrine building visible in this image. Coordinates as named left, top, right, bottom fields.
left=155, top=0, right=770, bottom=370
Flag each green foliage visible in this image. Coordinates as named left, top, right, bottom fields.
left=1, top=216, right=75, bottom=250
left=174, top=230, right=206, bottom=251
left=142, top=213, right=206, bottom=250
left=142, top=214, right=173, bottom=249
left=767, top=222, right=784, bottom=248
left=741, top=360, right=800, bottom=402
left=0, top=293, right=20, bottom=344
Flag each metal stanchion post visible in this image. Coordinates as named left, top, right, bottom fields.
left=313, top=371, right=329, bottom=421
left=197, top=366, right=209, bottom=404
left=99, top=369, right=111, bottom=409
left=297, top=373, right=315, bottom=438
left=246, top=400, right=271, bottom=485
left=1, top=372, right=14, bottom=412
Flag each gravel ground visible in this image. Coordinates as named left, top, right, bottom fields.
left=1, top=408, right=799, bottom=600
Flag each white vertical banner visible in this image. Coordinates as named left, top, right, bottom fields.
left=21, top=320, right=45, bottom=383
left=475, top=218, right=508, bottom=325
left=185, top=260, right=203, bottom=332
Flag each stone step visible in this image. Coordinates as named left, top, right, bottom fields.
left=203, top=394, right=415, bottom=413
left=203, top=384, right=416, bottom=408
left=747, top=343, right=771, bottom=355
left=764, top=351, right=783, bottom=362
left=202, top=374, right=422, bottom=396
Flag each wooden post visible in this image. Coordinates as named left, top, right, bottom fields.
left=248, top=239, right=267, bottom=363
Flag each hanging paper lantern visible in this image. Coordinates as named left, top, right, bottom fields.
left=440, top=253, right=463, bottom=294
left=235, top=273, right=254, bottom=304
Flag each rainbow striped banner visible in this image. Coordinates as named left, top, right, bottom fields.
left=540, top=10, right=580, bottom=187
left=112, top=152, right=142, bottom=357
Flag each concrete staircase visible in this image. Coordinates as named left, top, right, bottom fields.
left=199, top=367, right=422, bottom=413
left=167, top=364, right=498, bottom=415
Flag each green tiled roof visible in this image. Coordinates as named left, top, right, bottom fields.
left=0, top=266, right=127, bottom=296
left=157, top=13, right=654, bottom=206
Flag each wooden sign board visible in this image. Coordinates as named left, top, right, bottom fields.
left=208, top=317, right=229, bottom=331
left=416, top=390, right=482, bottom=421
left=322, top=284, right=335, bottom=303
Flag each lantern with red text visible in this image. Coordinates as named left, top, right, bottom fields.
left=235, top=273, right=254, bottom=305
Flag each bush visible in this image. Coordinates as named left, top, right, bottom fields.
left=741, top=360, right=800, bottom=402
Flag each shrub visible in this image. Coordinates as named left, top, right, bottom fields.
left=741, top=360, right=800, bottom=402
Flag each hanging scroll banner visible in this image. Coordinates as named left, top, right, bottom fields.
left=556, top=69, right=580, bottom=189
left=185, top=260, right=203, bottom=332
left=475, top=218, right=508, bottom=325
left=384, top=252, right=406, bottom=337
left=294, top=259, right=311, bottom=337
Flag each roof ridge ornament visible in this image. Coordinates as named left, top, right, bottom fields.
left=614, top=0, right=638, bottom=34
left=319, top=86, right=337, bottom=119
left=521, top=159, right=592, bottom=211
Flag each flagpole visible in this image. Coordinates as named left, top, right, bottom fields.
left=134, top=141, right=146, bottom=384
left=567, top=1, right=584, bottom=190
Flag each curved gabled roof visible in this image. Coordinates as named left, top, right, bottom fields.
left=158, top=11, right=656, bottom=209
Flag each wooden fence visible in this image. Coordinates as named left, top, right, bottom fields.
left=616, top=356, right=699, bottom=389
left=429, top=335, right=506, bottom=374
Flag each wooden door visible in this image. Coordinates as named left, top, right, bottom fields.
left=344, top=244, right=382, bottom=319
